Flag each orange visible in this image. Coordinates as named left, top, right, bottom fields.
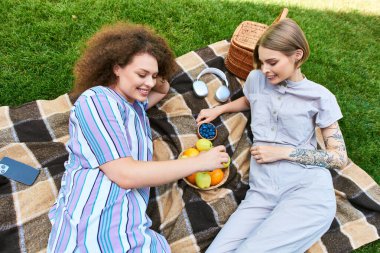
left=186, top=173, right=197, bottom=185
left=182, top=147, right=200, bottom=157
left=208, top=168, right=224, bottom=186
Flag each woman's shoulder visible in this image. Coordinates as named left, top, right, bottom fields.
left=303, top=79, right=336, bottom=98
left=244, top=70, right=266, bottom=95
left=247, top=69, right=265, bottom=82
left=72, top=86, right=130, bottom=117
left=75, top=86, right=124, bottom=106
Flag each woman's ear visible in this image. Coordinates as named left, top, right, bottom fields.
left=113, top=65, right=120, bottom=76
left=294, top=49, right=304, bottom=61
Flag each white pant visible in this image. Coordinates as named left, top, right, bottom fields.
left=206, top=161, right=336, bottom=253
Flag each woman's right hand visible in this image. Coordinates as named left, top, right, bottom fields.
left=196, top=107, right=222, bottom=125
left=195, top=145, right=229, bottom=172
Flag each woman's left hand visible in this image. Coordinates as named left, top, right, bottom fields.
left=152, top=77, right=170, bottom=94
left=147, top=77, right=170, bottom=109
left=250, top=145, right=291, bottom=164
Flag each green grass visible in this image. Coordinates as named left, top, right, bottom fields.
left=241, top=0, right=380, bottom=15
left=0, top=0, right=379, bottom=251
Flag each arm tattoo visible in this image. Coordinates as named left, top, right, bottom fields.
left=289, top=149, right=340, bottom=169
left=289, top=122, right=347, bottom=169
left=323, top=123, right=346, bottom=152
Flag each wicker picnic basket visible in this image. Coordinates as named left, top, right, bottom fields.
left=225, top=8, right=288, bottom=80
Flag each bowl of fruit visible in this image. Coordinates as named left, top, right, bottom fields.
left=179, top=138, right=230, bottom=190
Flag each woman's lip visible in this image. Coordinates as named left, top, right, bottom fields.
left=138, top=88, right=150, bottom=96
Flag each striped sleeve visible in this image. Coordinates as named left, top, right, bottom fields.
left=73, top=93, right=131, bottom=168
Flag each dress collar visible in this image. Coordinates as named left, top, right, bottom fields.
left=284, top=75, right=307, bottom=87
left=272, top=76, right=307, bottom=94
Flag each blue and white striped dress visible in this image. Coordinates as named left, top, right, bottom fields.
left=47, top=86, right=170, bottom=253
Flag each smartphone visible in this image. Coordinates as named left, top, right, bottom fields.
left=0, top=157, right=40, bottom=185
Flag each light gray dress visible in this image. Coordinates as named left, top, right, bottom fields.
left=207, top=70, right=342, bottom=253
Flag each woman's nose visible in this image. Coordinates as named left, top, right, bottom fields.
left=146, top=76, right=155, bottom=87
left=261, top=64, right=270, bottom=74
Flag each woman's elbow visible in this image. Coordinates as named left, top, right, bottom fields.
left=99, top=159, right=140, bottom=189
left=336, top=152, right=348, bottom=170
left=112, top=177, right=130, bottom=189
left=111, top=172, right=140, bottom=189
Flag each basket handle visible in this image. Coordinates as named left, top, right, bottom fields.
left=271, top=8, right=288, bottom=25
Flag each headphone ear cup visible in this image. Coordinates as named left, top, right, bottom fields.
left=193, top=80, right=208, bottom=98
left=215, top=86, right=230, bottom=103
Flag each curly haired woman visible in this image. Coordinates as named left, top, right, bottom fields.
left=47, top=22, right=229, bottom=253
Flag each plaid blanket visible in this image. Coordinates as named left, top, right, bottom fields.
left=0, top=40, right=379, bottom=253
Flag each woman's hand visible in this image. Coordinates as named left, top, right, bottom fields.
left=195, top=145, right=230, bottom=171
left=250, top=145, right=292, bottom=164
left=152, top=76, right=170, bottom=94
left=147, top=77, right=170, bottom=109
left=196, top=107, right=223, bottom=125
left=196, top=96, right=250, bottom=125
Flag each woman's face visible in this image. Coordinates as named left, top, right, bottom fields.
left=112, top=53, right=158, bottom=103
left=258, top=46, right=299, bottom=85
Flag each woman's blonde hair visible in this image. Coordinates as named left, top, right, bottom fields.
left=253, top=18, right=310, bottom=69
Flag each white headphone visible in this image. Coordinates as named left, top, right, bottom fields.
left=192, top=67, right=230, bottom=103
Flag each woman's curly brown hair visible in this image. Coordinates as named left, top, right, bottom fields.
left=73, top=22, right=176, bottom=95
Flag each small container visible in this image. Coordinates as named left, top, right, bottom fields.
left=197, top=123, right=217, bottom=140
left=179, top=150, right=229, bottom=191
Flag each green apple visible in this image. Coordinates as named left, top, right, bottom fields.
left=223, top=157, right=231, bottom=168
left=195, top=172, right=211, bottom=189
left=195, top=138, right=213, bottom=151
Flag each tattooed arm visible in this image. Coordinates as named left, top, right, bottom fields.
left=288, top=122, right=348, bottom=169
left=251, top=122, right=348, bottom=169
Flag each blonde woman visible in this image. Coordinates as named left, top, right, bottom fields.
left=198, top=18, right=348, bottom=253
